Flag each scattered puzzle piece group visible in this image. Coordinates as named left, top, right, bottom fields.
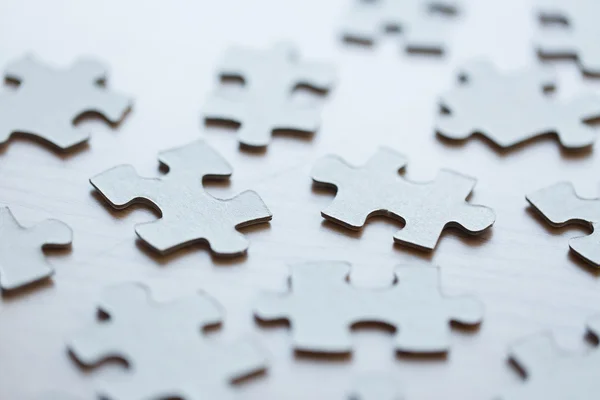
left=2, top=1, right=600, bottom=399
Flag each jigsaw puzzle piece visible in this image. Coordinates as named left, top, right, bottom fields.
left=312, top=148, right=408, bottom=229
left=254, top=261, right=355, bottom=353
left=204, top=43, right=334, bottom=148
left=554, top=95, right=600, bottom=148
left=393, top=170, right=494, bottom=250
left=391, top=266, right=483, bottom=353
left=0, top=207, right=72, bottom=291
left=91, top=140, right=271, bottom=257
left=69, top=283, right=266, bottom=400
left=1, top=55, right=132, bottom=151
left=527, top=182, right=600, bottom=266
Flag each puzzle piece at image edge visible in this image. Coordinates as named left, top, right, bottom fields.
left=437, top=61, right=600, bottom=150
left=500, top=315, right=600, bottom=399
left=203, top=43, right=335, bottom=148
left=0, top=207, right=72, bottom=292
left=0, top=55, right=132, bottom=151
left=254, top=262, right=483, bottom=354
left=312, top=147, right=495, bottom=250
left=527, top=182, right=600, bottom=267
left=90, top=140, right=272, bottom=257
left=536, top=0, right=600, bottom=76
left=68, top=283, right=267, bottom=400
left=341, top=0, right=460, bottom=53
left=348, top=375, right=404, bottom=400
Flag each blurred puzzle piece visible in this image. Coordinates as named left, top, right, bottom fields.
left=0, top=207, right=72, bottom=292
left=0, top=55, right=132, bottom=152
left=438, top=61, right=600, bottom=150
left=204, top=43, right=335, bottom=148
left=68, top=283, right=267, bottom=400
left=254, top=262, right=483, bottom=354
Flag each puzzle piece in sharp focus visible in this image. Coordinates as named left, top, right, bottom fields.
left=254, top=262, right=483, bottom=354
left=437, top=61, right=600, bottom=150
left=526, top=182, right=600, bottom=267
left=0, top=55, right=132, bottom=152
left=68, top=283, right=267, bottom=400
left=501, top=315, right=600, bottom=400
left=90, top=140, right=272, bottom=257
left=203, top=43, right=335, bottom=148
left=0, top=207, right=72, bottom=292
left=341, top=0, right=460, bottom=53
left=348, top=375, right=404, bottom=400
left=311, top=147, right=495, bottom=250
left=536, top=0, right=600, bottom=76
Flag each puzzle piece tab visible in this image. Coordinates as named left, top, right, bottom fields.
left=341, top=0, right=460, bottom=53
left=0, top=207, right=72, bottom=291
left=254, top=262, right=483, bottom=354
left=0, top=55, right=132, bottom=152
left=501, top=315, right=600, bottom=400
left=527, top=182, right=600, bottom=267
left=437, top=61, right=600, bottom=150
left=203, top=43, right=335, bottom=148
left=312, top=147, right=495, bottom=250
left=537, top=0, right=600, bottom=76
left=68, top=283, right=267, bottom=400
left=90, top=140, right=272, bottom=257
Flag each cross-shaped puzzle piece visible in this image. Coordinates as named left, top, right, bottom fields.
left=501, top=315, right=600, bottom=400
left=312, top=147, right=495, bottom=250
left=203, top=43, right=335, bottom=148
left=68, top=283, right=267, bottom=400
left=254, top=262, right=483, bottom=354
left=537, top=0, right=600, bottom=76
left=437, top=61, right=600, bottom=150
left=527, top=182, right=600, bottom=268
left=341, top=0, right=460, bottom=53
left=0, top=207, right=72, bottom=292
left=0, top=55, right=132, bottom=152
left=90, top=140, right=272, bottom=257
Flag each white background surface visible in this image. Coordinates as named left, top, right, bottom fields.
left=1, top=0, right=599, bottom=398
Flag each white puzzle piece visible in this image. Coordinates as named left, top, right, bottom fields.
left=348, top=375, right=404, bottom=400
left=0, top=207, right=72, bottom=292
left=501, top=315, right=600, bottom=400
left=90, top=140, right=272, bottom=257
left=254, top=262, right=483, bottom=354
left=437, top=61, right=600, bottom=150
left=0, top=55, right=132, bottom=151
left=341, top=0, right=460, bottom=53
left=203, top=43, right=335, bottom=148
left=68, top=283, right=267, bottom=400
left=537, top=0, right=600, bottom=76
left=312, top=147, right=495, bottom=250
left=527, top=182, right=600, bottom=267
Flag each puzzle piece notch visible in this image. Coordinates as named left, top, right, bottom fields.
left=348, top=375, right=404, bottom=400
left=536, top=0, right=600, bottom=76
left=341, top=0, right=461, bottom=53
left=527, top=182, right=600, bottom=267
left=254, top=261, right=483, bottom=354
left=501, top=314, right=600, bottom=400
left=311, top=147, right=495, bottom=250
left=203, top=43, right=335, bottom=147
left=0, top=54, right=132, bottom=151
left=90, top=140, right=272, bottom=257
left=68, top=283, right=267, bottom=400
left=437, top=60, right=600, bottom=149
left=0, top=207, right=72, bottom=291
